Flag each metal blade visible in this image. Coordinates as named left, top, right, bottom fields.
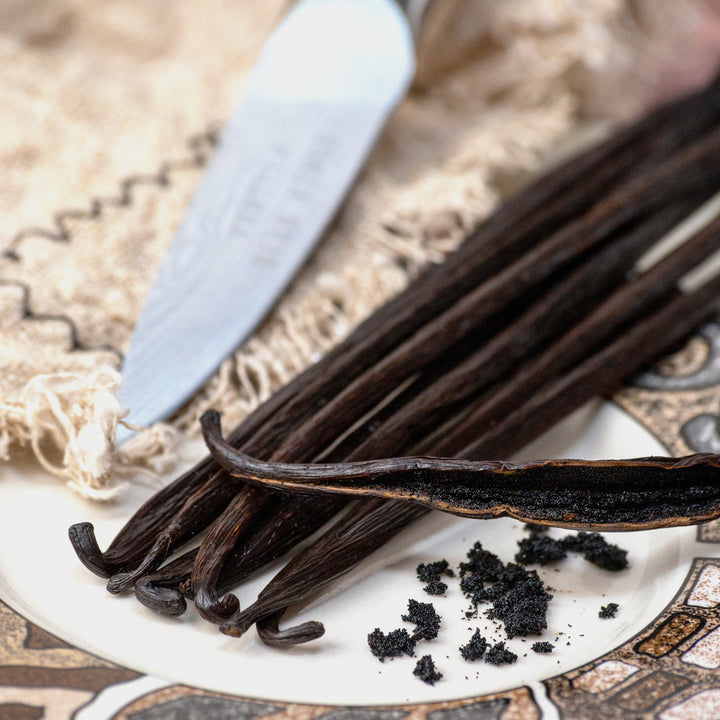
left=118, top=0, right=414, bottom=443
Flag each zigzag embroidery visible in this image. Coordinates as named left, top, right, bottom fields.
left=3, top=125, right=220, bottom=260
left=0, top=278, right=123, bottom=359
left=1, top=124, right=221, bottom=357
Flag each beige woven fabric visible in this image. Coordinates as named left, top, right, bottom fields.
left=0, top=0, right=714, bottom=497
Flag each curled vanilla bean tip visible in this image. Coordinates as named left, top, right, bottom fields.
left=194, top=589, right=240, bottom=623
left=106, top=572, right=132, bottom=594
left=134, top=577, right=187, bottom=616
left=104, top=535, right=173, bottom=594
left=68, top=522, right=113, bottom=578
left=256, top=610, right=325, bottom=648
left=219, top=609, right=256, bottom=638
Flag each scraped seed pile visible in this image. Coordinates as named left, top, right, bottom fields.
left=485, top=642, right=518, bottom=666
left=417, top=560, right=454, bottom=596
left=413, top=655, right=443, bottom=685
left=599, top=603, right=620, bottom=619
left=459, top=629, right=488, bottom=661
left=368, top=528, right=626, bottom=683
left=532, top=641, right=555, bottom=654
left=515, top=528, right=628, bottom=570
left=402, top=600, right=441, bottom=640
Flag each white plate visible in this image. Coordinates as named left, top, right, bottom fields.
left=1, top=399, right=713, bottom=714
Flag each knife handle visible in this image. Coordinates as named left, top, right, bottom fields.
left=396, top=0, right=433, bottom=38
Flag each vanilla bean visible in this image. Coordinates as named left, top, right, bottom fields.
left=105, top=474, right=243, bottom=594
left=433, top=213, right=720, bottom=456
left=222, top=499, right=426, bottom=638
left=272, top=128, right=720, bottom=465
left=256, top=608, right=325, bottom=648
left=134, top=554, right=194, bottom=616
left=190, top=490, right=274, bottom=622
left=351, top=200, right=704, bottom=457
left=202, top=412, right=720, bottom=530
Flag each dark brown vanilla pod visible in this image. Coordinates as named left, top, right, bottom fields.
left=201, top=412, right=720, bottom=530
left=238, top=73, right=720, bottom=459
left=272, top=127, right=720, bottom=466
left=221, top=499, right=428, bottom=638
left=134, top=553, right=194, bottom=616
left=256, top=609, right=325, bottom=648
left=191, top=490, right=272, bottom=622
left=432, top=213, right=720, bottom=457
left=351, top=200, right=705, bottom=458
left=456, top=260, right=720, bottom=460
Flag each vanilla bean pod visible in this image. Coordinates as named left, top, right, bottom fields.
left=351, top=200, right=705, bottom=457
left=238, top=74, right=720, bottom=458
left=224, top=236, right=720, bottom=644
left=134, top=553, right=196, bottom=615
left=272, top=127, right=720, bottom=466
left=202, top=412, right=720, bottom=530
left=432, top=214, right=720, bottom=456
left=104, top=474, right=245, bottom=594
left=69, top=75, right=720, bottom=580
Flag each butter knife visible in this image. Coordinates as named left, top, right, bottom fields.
left=117, top=0, right=423, bottom=443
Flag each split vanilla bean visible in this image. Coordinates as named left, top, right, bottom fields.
left=202, top=411, right=720, bottom=530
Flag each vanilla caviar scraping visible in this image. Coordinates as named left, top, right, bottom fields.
left=417, top=560, right=454, bottom=596
left=560, top=532, right=628, bottom=571
left=367, top=628, right=416, bottom=661
left=515, top=535, right=567, bottom=565
left=599, top=602, right=619, bottom=619
left=459, top=630, right=488, bottom=661
left=485, top=642, right=518, bottom=665
left=413, top=655, right=443, bottom=685
left=402, top=599, right=441, bottom=641
left=532, top=641, right=554, bottom=654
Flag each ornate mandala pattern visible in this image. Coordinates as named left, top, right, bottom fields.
left=544, top=559, right=720, bottom=720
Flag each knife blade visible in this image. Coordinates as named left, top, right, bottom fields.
left=117, top=0, right=418, bottom=444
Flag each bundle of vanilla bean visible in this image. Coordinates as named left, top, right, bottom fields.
left=71, top=71, right=720, bottom=646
